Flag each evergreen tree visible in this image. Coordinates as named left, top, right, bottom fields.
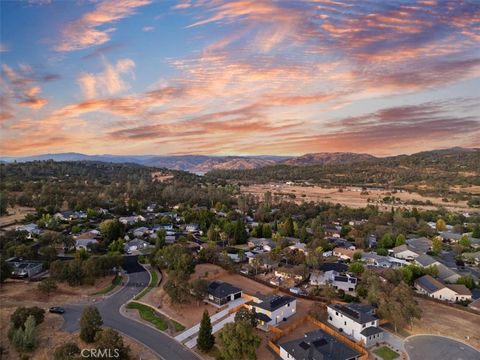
left=80, top=306, right=103, bottom=343
left=197, top=310, right=214, bottom=352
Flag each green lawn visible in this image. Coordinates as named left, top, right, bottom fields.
left=134, top=269, right=159, bottom=300
left=91, top=275, right=122, bottom=295
left=171, top=319, right=186, bottom=332
left=374, top=346, right=400, bottom=360
left=126, top=302, right=168, bottom=331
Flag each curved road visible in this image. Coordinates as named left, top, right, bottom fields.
left=61, top=256, right=199, bottom=360
left=405, top=335, right=480, bottom=360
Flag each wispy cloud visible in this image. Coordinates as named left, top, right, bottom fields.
left=77, top=57, right=135, bottom=99
left=55, top=0, right=151, bottom=52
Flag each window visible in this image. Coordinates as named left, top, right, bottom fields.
left=336, top=311, right=338, bottom=316
left=344, top=321, right=347, bottom=325
left=363, top=324, right=366, bottom=328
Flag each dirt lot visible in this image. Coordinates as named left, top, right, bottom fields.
left=0, top=206, right=36, bottom=227
left=408, top=298, right=480, bottom=349
left=241, top=184, right=475, bottom=212
left=0, top=275, right=116, bottom=308
left=0, top=305, right=158, bottom=360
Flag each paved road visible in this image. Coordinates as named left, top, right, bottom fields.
left=405, top=335, right=480, bottom=360
left=61, top=255, right=199, bottom=360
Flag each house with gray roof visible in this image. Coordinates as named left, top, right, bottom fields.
left=247, top=293, right=296, bottom=330
left=406, top=237, right=432, bottom=254
left=414, top=275, right=471, bottom=302
left=279, top=329, right=360, bottom=360
left=327, top=303, right=383, bottom=347
left=207, top=281, right=242, bottom=306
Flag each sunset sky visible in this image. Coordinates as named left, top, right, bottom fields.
left=1, top=0, right=479, bottom=156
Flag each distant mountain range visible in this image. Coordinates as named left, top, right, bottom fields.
left=1, top=147, right=478, bottom=173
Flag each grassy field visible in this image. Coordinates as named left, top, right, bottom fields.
left=374, top=346, right=399, bottom=360
left=91, top=274, right=122, bottom=295
left=171, top=319, right=186, bottom=332
left=126, top=301, right=168, bottom=331
left=134, top=269, right=159, bottom=300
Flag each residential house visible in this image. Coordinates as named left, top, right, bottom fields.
left=462, top=251, right=480, bottom=266
left=367, top=234, right=377, bottom=248
left=279, top=330, right=360, bottom=360
left=185, top=224, right=199, bottom=232
left=132, top=226, right=150, bottom=238
left=310, top=270, right=357, bottom=292
left=319, top=262, right=349, bottom=273
left=15, top=223, right=41, bottom=237
left=274, top=266, right=305, bottom=282
left=406, top=237, right=432, bottom=254
left=7, top=259, right=43, bottom=278
left=390, top=244, right=419, bottom=261
left=438, top=231, right=462, bottom=243
left=119, top=215, right=145, bottom=226
left=248, top=237, right=276, bottom=252
left=468, top=298, right=480, bottom=312
left=414, top=255, right=461, bottom=283
left=333, top=247, right=360, bottom=261
left=124, top=239, right=150, bottom=253
left=331, top=238, right=356, bottom=250
left=246, top=293, right=296, bottom=329
left=288, top=242, right=308, bottom=255
left=207, top=281, right=242, bottom=306
left=75, top=238, right=98, bottom=251
left=324, top=226, right=342, bottom=238
left=54, top=211, right=86, bottom=221
left=414, top=275, right=471, bottom=302
left=327, top=303, right=383, bottom=347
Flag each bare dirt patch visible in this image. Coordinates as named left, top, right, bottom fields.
left=151, top=171, right=173, bottom=183
left=0, top=206, right=36, bottom=227
left=241, top=184, right=475, bottom=212
left=0, top=275, right=116, bottom=308
left=408, top=298, right=480, bottom=349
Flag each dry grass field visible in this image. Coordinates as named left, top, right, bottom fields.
left=0, top=206, right=36, bottom=227
left=241, top=183, right=475, bottom=212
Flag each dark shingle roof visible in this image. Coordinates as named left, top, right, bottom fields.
left=255, top=312, right=272, bottom=323
left=207, top=281, right=242, bottom=299
left=280, top=330, right=360, bottom=360
left=329, top=303, right=377, bottom=324
left=415, top=275, right=444, bottom=293
left=251, top=294, right=295, bottom=312
left=360, top=326, right=383, bottom=337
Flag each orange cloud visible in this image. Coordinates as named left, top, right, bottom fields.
left=55, top=0, right=151, bottom=52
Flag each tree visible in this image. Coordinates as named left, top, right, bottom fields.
left=10, top=315, right=38, bottom=352
left=94, top=328, right=131, bottom=359
left=395, top=234, right=406, bottom=246
left=190, top=278, right=208, bottom=305
left=283, top=216, right=294, bottom=237
left=80, top=306, right=103, bottom=343
left=457, top=275, right=475, bottom=289
left=348, top=262, right=365, bottom=275
left=472, top=224, right=480, bottom=239
left=163, top=273, right=191, bottom=304
left=38, top=278, right=58, bottom=299
left=436, top=218, right=447, bottom=231
left=207, top=225, right=220, bottom=242
left=459, top=235, right=471, bottom=248
left=54, top=342, right=80, bottom=360
left=262, top=223, right=272, bottom=238
left=234, top=307, right=258, bottom=328
left=431, top=237, right=442, bottom=254
left=353, top=251, right=362, bottom=261
left=1, top=257, right=11, bottom=283
left=197, top=310, right=214, bottom=352
left=233, top=220, right=248, bottom=245
left=10, top=307, right=45, bottom=330
left=218, top=321, right=261, bottom=360
left=99, top=219, right=123, bottom=244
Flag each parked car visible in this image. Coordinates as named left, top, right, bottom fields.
left=49, top=307, right=65, bottom=314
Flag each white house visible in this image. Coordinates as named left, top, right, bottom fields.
left=75, top=238, right=98, bottom=251
left=414, top=275, right=471, bottom=302
left=327, top=303, right=383, bottom=347
left=185, top=224, right=199, bottom=232
left=310, top=270, right=357, bottom=292
left=119, top=215, right=145, bottom=225
left=390, top=244, right=419, bottom=260
left=246, top=293, right=296, bottom=330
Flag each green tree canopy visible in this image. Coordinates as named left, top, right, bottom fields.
left=80, top=306, right=103, bottom=343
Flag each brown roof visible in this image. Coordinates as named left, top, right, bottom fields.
left=445, top=284, right=472, bottom=296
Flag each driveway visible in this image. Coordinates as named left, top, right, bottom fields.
left=61, top=255, right=199, bottom=360
left=404, top=335, right=480, bottom=360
